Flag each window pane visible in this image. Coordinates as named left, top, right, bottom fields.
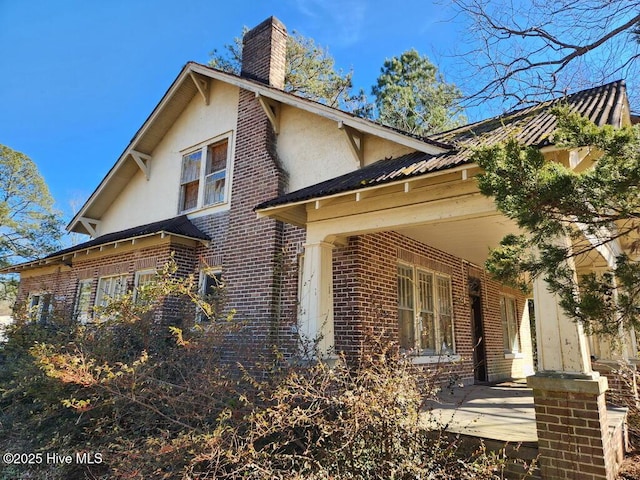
left=417, top=271, right=435, bottom=353
left=419, top=312, right=436, bottom=354
left=134, top=271, right=156, bottom=304
left=398, top=309, right=415, bottom=350
left=181, top=180, right=199, bottom=211
left=437, top=276, right=454, bottom=353
left=75, top=280, right=93, bottom=323
left=200, top=270, right=224, bottom=321
left=181, top=151, right=201, bottom=183
left=501, top=296, right=520, bottom=353
left=204, top=170, right=225, bottom=205
left=206, top=141, right=227, bottom=174
left=397, top=265, right=415, bottom=350
left=508, top=299, right=519, bottom=352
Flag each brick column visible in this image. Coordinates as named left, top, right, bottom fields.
left=528, top=375, right=615, bottom=480
left=528, top=234, right=619, bottom=479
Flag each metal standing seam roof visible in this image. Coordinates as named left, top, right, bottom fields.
left=256, top=80, right=628, bottom=210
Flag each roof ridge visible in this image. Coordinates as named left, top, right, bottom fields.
left=432, top=80, right=627, bottom=141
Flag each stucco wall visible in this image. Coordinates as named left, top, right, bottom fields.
left=98, top=81, right=239, bottom=236
left=276, top=105, right=416, bottom=193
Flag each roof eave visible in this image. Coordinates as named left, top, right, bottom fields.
left=69, top=63, right=452, bottom=235
left=256, top=162, right=477, bottom=224
left=1, top=230, right=210, bottom=274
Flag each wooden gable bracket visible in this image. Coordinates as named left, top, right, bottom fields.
left=79, top=217, right=101, bottom=238
left=569, top=147, right=591, bottom=170
left=338, top=121, right=364, bottom=166
left=256, top=93, right=281, bottom=134
left=130, top=150, right=152, bottom=180
left=189, top=71, right=210, bottom=105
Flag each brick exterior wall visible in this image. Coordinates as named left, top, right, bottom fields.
left=331, top=231, right=531, bottom=384
left=16, top=241, right=197, bottom=324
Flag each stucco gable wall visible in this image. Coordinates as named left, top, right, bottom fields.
left=97, top=81, right=239, bottom=236
left=277, top=105, right=415, bottom=193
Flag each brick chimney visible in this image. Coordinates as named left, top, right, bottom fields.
left=241, top=16, right=287, bottom=89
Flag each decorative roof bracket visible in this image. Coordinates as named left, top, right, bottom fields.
left=79, top=217, right=101, bottom=238
left=256, top=93, right=280, bottom=134
left=130, top=150, right=152, bottom=180
left=189, top=71, right=210, bottom=105
left=338, top=121, right=364, bottom=166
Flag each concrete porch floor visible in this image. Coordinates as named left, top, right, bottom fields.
left=425, top=380, right=628, bottom=446
left=425, top=380, right=538, bottom=444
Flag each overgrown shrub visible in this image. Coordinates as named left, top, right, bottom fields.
left=0, top=261, right=519, bottom=479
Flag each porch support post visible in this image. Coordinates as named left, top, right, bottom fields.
left=528, top=237, right=619, bottom=479
left=531, top=274, right=592, bottom=375
left=298, top=241, right=335, bottom=359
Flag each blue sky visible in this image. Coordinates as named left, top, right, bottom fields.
left=0, top=0, right=467, bottom=226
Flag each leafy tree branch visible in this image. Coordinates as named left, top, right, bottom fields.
left=475, top=107, right=640, bottom=335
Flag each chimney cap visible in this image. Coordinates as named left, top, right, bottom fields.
left=243, top=16, right=287, bottom=42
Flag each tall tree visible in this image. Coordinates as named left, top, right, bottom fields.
left=210, top=29, right=368, bottom=112
left=0, top=145, right=63, bottom=297
left=474, top=108, right=640, bottom=336
left=452, top=0, right=640, bottom=108
left=371, top=49, right=466, bottom=136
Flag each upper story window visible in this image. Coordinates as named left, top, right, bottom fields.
left=179, top=137, right=230, bottom=213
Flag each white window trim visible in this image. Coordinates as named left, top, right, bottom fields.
left=74, top=279, right=93, bottom=324
left=178, top=132, right=233, bottom=215
left=95, top=274, right=129, bottom=307
left=397, top=261, right=456, bottom=356
left=133, top=269, right=157, bottom=303
left=500, top=295, right=520, bottom=355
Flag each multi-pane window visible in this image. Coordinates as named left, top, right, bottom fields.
left=28, top=292, right=52, bottom=323
left=199, top=268, right=224, bottom=321
left=95, top=275, right=128, bottom=307
left=500, top=296, right=520, bottom=354
left=75, top=279, right=93, bottom=323
left=134, top=269, right=156, bottom=304
left=179, top=138, right=229, bottom=212
left=397, top=264, right=455, bottom=355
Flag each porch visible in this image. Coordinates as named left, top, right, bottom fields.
left=426, top=381, right=629, bottom=478
left=427, top=380, right=538, bottom=443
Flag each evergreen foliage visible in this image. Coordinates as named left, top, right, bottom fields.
left=475, top=107, right=640, bottom=335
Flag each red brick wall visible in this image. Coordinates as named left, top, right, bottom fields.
left=332, top=231, right=530, bottom=383
left=532, top=387, right=614, bottom=480
left=220, top=84, right=287, bottom=359
left=16, top=242, right=197, bottom=323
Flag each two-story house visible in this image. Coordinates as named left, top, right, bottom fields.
left=4, top=16, right=638, bottom=478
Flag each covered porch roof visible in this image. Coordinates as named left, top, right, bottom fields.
left=256, top=80, right=629, bottom=268
left=1, top=215, right=209, bottom=274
